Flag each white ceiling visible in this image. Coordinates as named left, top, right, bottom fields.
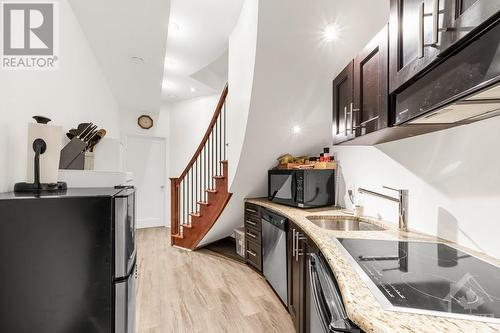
left=68, top=0, right=170, bottom=113
left=162, top=0, right=244, bottom=102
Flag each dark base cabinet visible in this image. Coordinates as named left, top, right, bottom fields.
left=244, top=203, right=262, bottom=272
left=288, top=222, right=307, bottom=333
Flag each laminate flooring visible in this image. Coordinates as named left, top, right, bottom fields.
left=136, top=227, right=295, bottom=333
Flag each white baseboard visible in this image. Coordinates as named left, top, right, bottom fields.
left=137, top=218, right=164, bottom=229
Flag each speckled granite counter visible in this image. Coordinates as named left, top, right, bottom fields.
left=246, top=198, right=500, bottom=333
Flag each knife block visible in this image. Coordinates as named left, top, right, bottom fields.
left=59, top=138, right=86, bottom=170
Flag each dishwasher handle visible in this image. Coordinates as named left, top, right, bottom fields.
left=308, top=253, right=354, bottom=333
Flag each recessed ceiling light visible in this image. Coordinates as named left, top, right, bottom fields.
left=323, top=23, right=339, bottom=42
left=190, top=87, right=196, bottom=92
left=130, top=56, right=145, bottom=65
left=292, top=125, right=301, bottom=134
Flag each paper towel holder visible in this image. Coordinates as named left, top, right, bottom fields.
left=14, top=116, right=67, bottom=193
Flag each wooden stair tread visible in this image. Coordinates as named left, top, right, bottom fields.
left=182, top=223, right=193, bottom=229
left=205, top=189, right=217, bottom=193
left=197, top=201, right=210, bottom=206
left=172, top=233, right=184, bottom=239
left=189, top=212, right=201, bottom=217
left=213, top=175, right=225, bottom=179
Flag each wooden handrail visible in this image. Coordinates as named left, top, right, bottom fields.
left=178, top=83, right=228, bottom=181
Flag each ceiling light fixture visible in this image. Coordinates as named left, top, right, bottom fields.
left=323, top=23, right=340, bottom=42
left=190, top=87, right=196, bottom=92
left=292, top=125, right=301, bottom=134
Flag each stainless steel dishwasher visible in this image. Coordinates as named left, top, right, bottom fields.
left=308, top=252, right=361, bottom=333
left=261, top=208, right=288, bottom=304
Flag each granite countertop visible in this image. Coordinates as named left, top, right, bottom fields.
left=246, top=198, right=500, bottom=333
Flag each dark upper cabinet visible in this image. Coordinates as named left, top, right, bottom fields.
left=332, top=61, right=354, bottom=144
left=443, top=0, right=500, bottom=47
left=389, top=0, right=448, bottom=93
left=288, top=222, right=306, bottom=333
left=353, top=25, right=389, bottom=136
left=389, top=0, right=500, bottom=93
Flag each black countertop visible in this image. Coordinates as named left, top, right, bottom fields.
left=0, top=187, right=133, bottom=200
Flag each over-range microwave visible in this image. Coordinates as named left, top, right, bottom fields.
left=268, top=169, right=335, bottom=208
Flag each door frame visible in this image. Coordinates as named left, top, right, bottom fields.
left=124, top=134, right=168, bottom=228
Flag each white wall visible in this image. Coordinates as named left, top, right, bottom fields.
left=226, top=0, right=259, bottom=185
left=202, top=0, right=500, bottom=258
left=334, top=116, right=500, bottom=258
left=200, top=0, right=390, bottom=246
left=119, top=106, right=170, bottom=226
left=0, top=1, right=121, bottom=193
left=168, top=95, right=219, bottom=177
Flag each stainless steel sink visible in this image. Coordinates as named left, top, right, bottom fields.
left=306, top=216, right=385, bottom=231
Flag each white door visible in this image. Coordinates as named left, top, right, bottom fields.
left=126, top=136, right=166, bottom=229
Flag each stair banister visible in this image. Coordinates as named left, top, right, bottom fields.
left=170, top=84, right=231, bottom=248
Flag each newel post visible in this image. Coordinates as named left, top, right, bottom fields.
left=170, top=178, right=180, bottom=238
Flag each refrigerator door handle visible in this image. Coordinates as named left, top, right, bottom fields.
left=115, top=264, right=137, bottom=333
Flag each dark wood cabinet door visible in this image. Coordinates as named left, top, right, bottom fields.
left=442, top=0, right=500, bottom=47
left=390, top=0, right=500, bottom=93
left=332, top=61, right=354, bottom=144
left=288, top=224, right=306, bottom=333
left=353, top=25, right=389, bottom=136
left=389, top=0, right=448, bottom=93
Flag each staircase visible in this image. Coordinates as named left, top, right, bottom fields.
left=170, top=84, right=232, bottom=250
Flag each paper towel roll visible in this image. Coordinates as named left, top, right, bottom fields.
left=27, top=123, right=63, bottom=184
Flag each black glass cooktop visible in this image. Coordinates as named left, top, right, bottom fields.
left=338, top=238, right=500, bottom=322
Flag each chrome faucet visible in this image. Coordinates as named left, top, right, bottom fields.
left=358, top=186, right=409, bottom=232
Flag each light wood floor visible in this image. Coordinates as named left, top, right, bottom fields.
left=136, top=227, right=295, bottom=333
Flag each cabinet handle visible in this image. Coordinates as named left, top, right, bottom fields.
left=292, top=228, right=296, bottom=258
left=353, top=116, right=380, bottom=129
left=350, top=102, right=360, bottom=134
left=344, top=106, right=348, bottom=136
left=246, top=220, right=257, bottom=227
left=432, top=0, right=439, bottom=45
left=247, top=250, right=257, bottom=257
left=295, top=231, right=299, bottom=261
left=418, top=1, right=425, bottom=58
left=246, top=232, right=257, bottom=239
left=246, top=208, right=257, bottom=214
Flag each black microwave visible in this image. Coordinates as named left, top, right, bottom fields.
left=268, top=169, right=335, bottom=208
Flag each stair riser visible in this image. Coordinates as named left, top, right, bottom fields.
left=174, top=189, right=231, bottom=248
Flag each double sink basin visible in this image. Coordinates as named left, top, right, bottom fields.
left=306, top=215, right=385, bottom=231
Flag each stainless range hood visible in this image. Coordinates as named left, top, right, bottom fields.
left=409, top=83, right=500, bottom=124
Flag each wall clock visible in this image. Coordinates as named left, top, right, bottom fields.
left=138, top=115, right=154, bottom=129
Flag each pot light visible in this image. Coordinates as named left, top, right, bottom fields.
left=323, top=23, right=339, bottom=42
left=190, top=87, right=196, bottom=92
left=292, top=125, right=301, bottom=134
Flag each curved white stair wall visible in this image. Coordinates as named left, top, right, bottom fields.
left=199, top=0, right=390, bottom=246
